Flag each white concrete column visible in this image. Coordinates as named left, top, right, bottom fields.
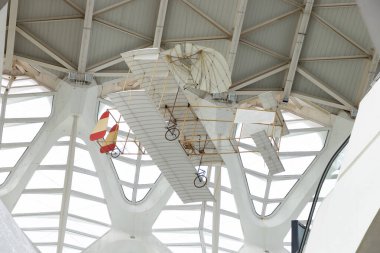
left=0, top=2, right=8, bottom=78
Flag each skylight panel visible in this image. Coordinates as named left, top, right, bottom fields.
left=219, top=214, right=244, bottom=239
left=2, top=123, right=44, bottom=143
left=168, top=246, right=203, bottom=253
left=220, top=191, right=238, bottom=213
left=14, top=215, right=60, bottom=228
left=0, top=172, right=9, bottom=185
left=252, top=200, right=263, bottom=215
left=11, top=78, right=38, bottom=87
left=8, top=85, right=50, bottom=94
left=153, top=210, right=201, bottom=229
left=68, top=196, right=111, bottom=225
left=113, top=159, right=136, bottom=183
left=240, top=151, right=269, bottom=175
left=64, top=231, right=97, bottom=248
left=246, top=174, right=267, bottom=198
left=62, top=247, right=82, bottom=253
left=286, top=120, right=323, bottom=129
left=25, top=170, right=65, bottom=189
left=24, top=230, right=59, bottom=243
left=136, top=188, right=150, bottom=201
left=0, top=147, right=27, bottom=167
left=122, top=185, right=133, bottom=200
left=138, top=165, right=160, bottom=184
left=5, top=96, right=53, bottom=118
left=66, top=217, right=109, bottom=237
left=74, top=147, right=96, bottom=171
left=279, top=131, right=328, bottom=152
left=12, top=194, right=62, bottom=214
left=71, top=172, right=104, bottom=198
left=40, top=146, right=69, bottom=165
left=37, top=246, right=57, bottom=253
left=221, top=167, right=231, bottom=188
left=154, top=231, right=200, bottom=244
left=265, top=203, right=280, bottom=216
left=268, top=179, right=297, bottom=199
left=219, top=235, right=244, bottom=251
left=277, top=156, right=316, bottom=176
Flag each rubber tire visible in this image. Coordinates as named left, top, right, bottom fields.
left=194, top=175, right=207, bottom=188
left=165, top=128, right=180, bottom=141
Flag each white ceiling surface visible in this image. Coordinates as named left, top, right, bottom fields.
left=0, top=0, right=372, bottom=253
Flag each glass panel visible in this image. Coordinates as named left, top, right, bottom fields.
left=221, top=167, right=231, bottom=188
left=219, top=214, right=244, bottom=239
left=240, top=151, right=269, bottom=175
left=64, top=231, right=97, bottom=248
left=286, top=120, right=322, bottom=129
left=0, top=172, right=10, bottom=185
left=246, top=174, right=267, bottom=198
left=168, top=246, right=202, bottom=253
left=138, top=165, right=160, bottom=184
left=113, top=159, right=135, bottom=183
left=8, top=85, right=49, bottom=94
left=66, top=216, right=110, bottom=237
left=154, top=231, right=200, bottom=244
left=24, top=230, right=59, bottom=243
left=203, top=210, right=213, bottom=230
left=220, top=191, right=237, bottom=213
left=62, top=247, right=81, bottom=253
left=0, top=147, right=27, bottom=167
left=72, top=172, right=104, bottom=198
left=74, top=148, right=96, bottom=171
left=265, top=203, right=280, bottom=216
left=279, top=132, right=327, bottom=152
left=252, top=200, right=263, bottom=215
left=268, top=179, right=297, bottom=199
left=277, top=156, right=315, bottom=176
left=122, top=185, right=133, bottom=201
left=26, top=170, right=65, bottom=189
left=41, top=146, right=69, bottom=165
left=219, top=235, right=244, bottom=251
left=12, top=194, right=62, bottom=214
left=136, top=188, right=150, bottom=201
left=2, top=123, right=44, bottom=143
left=68, top=196, right=111, bottom=225
left=14, top=215, right=60, bottom=228
left=153, top=210, right=201, bottom=229
left=37, top=246, right=57, bottom=253
left=5, top=96, right=52, bottom=118
left=11, top=78, right=38, bottom=87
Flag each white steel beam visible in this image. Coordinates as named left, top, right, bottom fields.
left=93, top=0, right=133, bottom=17
left=4, top=0, right=18, bottom=70
left=153, top=0, right=168, bottom=48
left=241, top=8, right=301, bottom=36
left=0, top=2, right=7, bottom=77
left=16, top=26, right=75, bottom=70
left=57, top=116, right=78, bottom=253
left=17, top=15, right=83, bottom=24
left=240, top=39, right=289, bottom=60
left=14, top=55, right=71, bottom=73
left=291, top=91, right=350, bottom=110
left=230, top=62, right=289, bottom=91
left=64, top=0, right=84, bottom=15
left=78, top=0, right=95, bottom=73
left=212, top=166, right=221, bottom=253
left=296, top=66, right=355, bottom=109
left=299, top=55, right=369, bottom=62
left=227, top=0, right=248, bottom=72
left=282, top=0, right=314, bottom=102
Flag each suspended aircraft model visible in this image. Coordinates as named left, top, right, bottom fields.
left=89, top=110, right=143, bottom=158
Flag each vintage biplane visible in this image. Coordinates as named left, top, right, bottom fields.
left=89, top=110, right=144, bottom=158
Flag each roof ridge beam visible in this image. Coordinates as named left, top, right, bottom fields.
left=93, top=0, right=134, bottom=17
left=78, top=0, right=95, bottom=73
left=282, top=0, right=314, bottom=102
left=227, top=0, right=248, bottom=72
left=153, top=0, right=168, bottom=48
left=4, top=0, right=18, bottom=70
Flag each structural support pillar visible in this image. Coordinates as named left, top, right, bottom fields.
left=0, top=1, right=8, bottom=76
left=212, top=165, right=221, bottom=253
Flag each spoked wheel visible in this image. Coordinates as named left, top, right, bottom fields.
left=193, top=174, right=207, bottom=188
left=111, top=149, right=121, bottom=158
left=165, top=128, right=180, bottom=141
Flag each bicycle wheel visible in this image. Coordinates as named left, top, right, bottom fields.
left=111, top=149, right=121, bottom=158
left=165, top=128, right=180, bottom=141
left=193, top=175, right=207, bottom=188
